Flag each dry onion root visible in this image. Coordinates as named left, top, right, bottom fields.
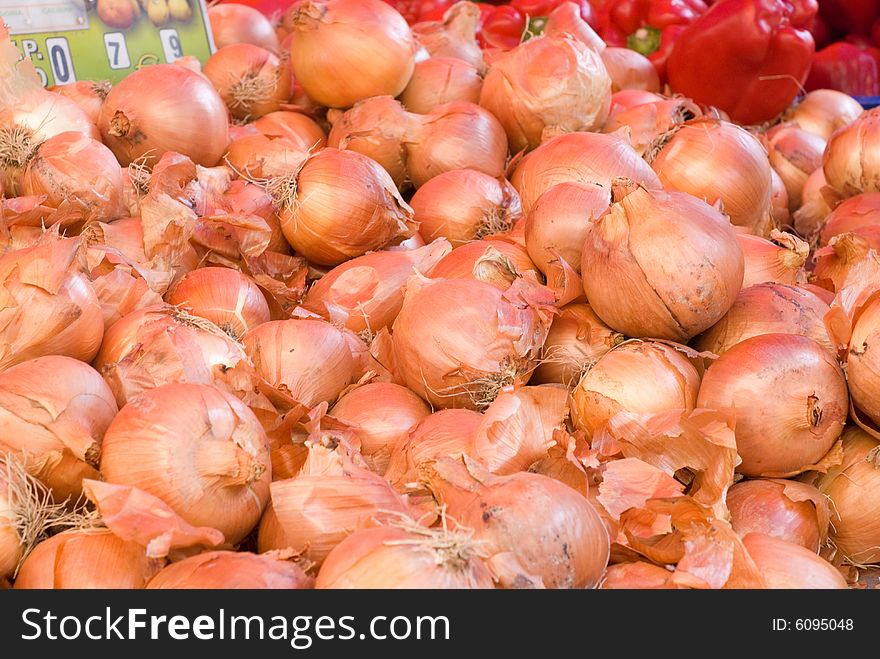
left=736, top=230, right=809, bottom=289
left=203, top=44, right=292, bottom=121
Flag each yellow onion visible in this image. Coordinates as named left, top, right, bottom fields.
left=600, top=47, right=659, bottom=93
left=789, top=89, right=863, bottom=141
left=765, top=124, right=826, bottom=211
left=253, top=111, right=327, bottom=151
left=411, top=169, right=522, bottom=244
left=571, top=340, right=701, bottom=439
left=544, top=1, right=605, bottom=52
left=93, top=305, right=248, bottom=407
left=221, top=180, right=292, bottom=254
left=815, top=427, right=880, bottom=565
left=602, top=562, right=706, bottom=589
left=648, top=119, right=773, bottom=235
left=412, top=1, right=485, bottom=71
left=400, top=57, right=483, bottom=113
left=316, top=519, right=494, bottom=588
left=823, top=107, right=880, bottom=198
left=736, top=230, right=808, bottom=289
left=290, top=0, right=417, bottom=108
left=813, top=231, right=880, bottom=293
left=98, top=64, right=229, bottom=167
left=524, top=181, right=609, bottom=304
left=243, top=319, right=357, bottom=408
left=847, top=296, right=880, bottom=427
left=818, top=192, right=880, bottom=246
left=226, top=133, right=309, bottom=180
left=424, top=457, right=610, bottom=588
left=601, top=98, right=700, bottom=157
left=272, top=148, right=416, bottom=266
left=392, top=277, right=554, bottom=410
left=511, top=131, right=661, bottom=214
left=769, top=167, right=790, bottom=227
left=13, top=529, right=163, bottom=589
left=51, top=81, right=111, bottom=125
left=479, top=34, right=611, bottom=153
left=330, top=383, right=431, bottom=474
left=302, top=240, right=450, bottom=335
left=208, top=3, right=280, bottom=51
left=696, top=333, right=847, bottom=477
left=430, top=238, right=538, bottom=289
left=581, top=182, right=744, bottom=342
left=727, top=478, right=829, bottom=552
left=146, top=551, right=313, bottom=589
left=165, top=267, right=270, bottom=340
left=531, top=302, right=624, bottom=386
left=694, top=283, right=833, bottom=357
left=741, top=533, right=847, bottom=589
left=802, top=283, right=835, bottom=305
left=204, top=44, right=292, bottom=121
left=793, top=167, right=833, bottom=239
left=101, top=382, right=271, bottom=544
left=607, top=89, right=664, bottom=117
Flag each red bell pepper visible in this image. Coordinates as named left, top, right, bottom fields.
left=874, top=17, right=880, bottom=46
left=805, top=41, right=880, bottom=96
left=479, top=5, right=527, bottom=49
left=819, top=0, right=880, bottom=37
left=667, top=0, right=817, bottom=125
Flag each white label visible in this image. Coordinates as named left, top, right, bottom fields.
left=45, top=36, right=75, bottom=84
left=0, top=0, right=88, bottom=35
left=103, top=32, right=131, bottom=70
left=159, top=28, right=183, bottom=63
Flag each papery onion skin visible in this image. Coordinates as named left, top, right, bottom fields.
left=146, top=551, right=314, bottom=589
left=601, top=98, right=702, bottom=157
left=600, top=47, right=660, bottom=93
left=226, top=134, right=309, bottom=181
left=411, top=2, right=484, bottom=72
left=429, top=238, right=537, bottom=290
left=696, top=333, right=847, bottom=477
left=208, top=3, right=280, bottom=52
left=570, top=340, right=701, bottom=439
left=789, top=89, right=863, bottom=141
left=203, top=44, right=292, bottom=121
left=400, top=57, right=483, bottom=114
left=765, top=124, right=826, bottom=211
left=818, top=192, right=880, bottom=246
left=608, top=89, right=664, bottom=117
left=822, top=107, right=880, bottom=198
left=736, top=231, right=808, bottom=289
left=769, top=167, right=790, bottom=227
left=846, top=296, right=880, bottom=427
left=793, top=167, right=833, bottom=239
left=813, top=231, right=880, bottom=293
left=741, top=533, right=847, bottom=589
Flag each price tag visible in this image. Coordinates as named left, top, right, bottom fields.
left=0, top=0, right=215, bottom=86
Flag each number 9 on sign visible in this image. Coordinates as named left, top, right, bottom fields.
left=159, top=29, right=184, bottom=63
left=45, top=38, right=76, bottom=85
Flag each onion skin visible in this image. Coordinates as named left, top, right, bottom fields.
left=602, top=98, right=701, bottom=157
left=818, top=192, right=880, bottom=246
left=146, top=551, right=314, bottom=589
left=736, top=231, right=808, bottom=289
left=741, top=533, right=847, bottom=589
left=600, top=47, right=660, bottom=93
left=813, top=230, right=880, bottom=293
left=253, top=111, right=327, bottom=151
left=766, top=124, right=826, bottom=212
left=208, top=4, right=280, bottom=52
left=430, top=238, right=537, bottom=290
left=696, top=334, right=847, bottom=477
left=823, top=107, right=880, bottom=198
left=51, top=81, right=110, bottom=125
left=727, top=479, right=826, bottom=551
left=789, top=89, right=863, bottom=141
left=400, top=57, right=483, bottom=114
left=793, top=166, right=833, bottom=239
left=847, top=296, right=880, bottom=427
left=411, top=2, right=484, bottom=72
left=203, top=44, right=292, bottom=121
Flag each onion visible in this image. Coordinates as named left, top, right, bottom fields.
left=243, top=319, right=357, bottom=408
left=424, top=457, right=610, bottom=588
left=813, top=231, right=880, bottom=293
left=430, top=238, right=538, bottom=289
left=50, top=81, right=111, bottom=125
left=741, top=533, right=847, bottom=589
left=400, top=57, right=483, bottom=113
left=793, top=167, right=834, bottom=239
left=823, top=107, right=880, bottom=198
left=271, top=148, right=416, bottom=266
left=316, top=519, right=494, bottom=588
left=769, top=167, right=790, bottom=227
left=607, top=89, right=664, bottom=117
left=602, top=98, right=701, bottom=157
left=802, top=283, right=835, bottom=305
left=204, top=44, right=292, bottom=121
left=253, top=111, right=326, bottom=150
left=98, top=64, right=229, bottom=166
left=696, top=334, right=847, bottom=477
left=847, top=295, right=880, bottom=427
left=815, top=427, right=880, bottom=565
left=411, top=169, right=522, bottom=244
left=330, top=383, right=430, bottom=474
left=479, top=34, right=611, bottom=153
left=648, top=119, right=773, bottom=235
left=392, top=277, right=553, bottom=410
left=146, top=551, right=313, bottom=589
left=531, top=302, right=624, bottom=386
left=226, top=133, right=309, bottom=180
left=411, top=1, right=484, bottom=71
left=818, top=192, right=880, bottom=246
left=220, top=180, right=291, bottom=254
left=571, top=340, right=701, bottom=439
left=602, top=562, right=705, bottom=589
left=302, top=240, right=450, bottom=336
left=511, top=131, right=661, bottom=214
left=290, top=0, right=417, bottom=108
left=736, top=230, right=808, bottom=289
left=101, top=382, right=271, bottom=544
left=694, top=283, right=833, bottom=357
left=13, top=529, right=162, bottom=589
left=727, top=478, right=829, bottom=551
left=94, top=305, right=248, bottom=407
left=208, top=3, right=280, bottom=52
left=765, top=124, right=826, bottom=211
left=600, top=47, right=660, bottom=93
left=544, top=1, right=605, bottom=52
left=581, top=182, right=744, bottom=342
left=789, top=89, right=863, bottom=141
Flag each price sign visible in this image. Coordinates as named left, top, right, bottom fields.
left=0, top=0, right=215, bottom=86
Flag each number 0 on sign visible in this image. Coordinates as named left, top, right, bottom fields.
left=0, top=0, right=215, bottom=86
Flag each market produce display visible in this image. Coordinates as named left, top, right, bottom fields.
left=2, top=0, right=880, bottom=590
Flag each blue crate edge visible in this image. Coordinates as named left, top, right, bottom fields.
left=855, top=96, right=880, bottom=109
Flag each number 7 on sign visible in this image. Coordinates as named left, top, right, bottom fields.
left=104, top=33, right=132, bottom=70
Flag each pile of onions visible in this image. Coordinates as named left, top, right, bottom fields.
left=242, top=319, right=357, bottom=408
left=165, top=267, right=271, bottom=340
left=424, top=457, right=610, bottom=589
left=696, top=333, right=847, bottom=477
left=822, top=107, right=880, bottom=198
left=51, top=81, right=111, bottom=125
left=741, top=533, right=847, bottom=589
left=813, top=231, right=880, bottom=293
left=511, top=131, right=661, bottom=213
left=846, top=295, right=880, bottom=426
left=410, top=170, right=522, bottom=244
left=648, top=119, right=773, bottom=235
left=330, top=383, right=431, bottom=474
left=391, top=277, right=553, bottom=410
left=272, top=148, right=416, bottom=266
left=479, top=34, right=611, bottom=153
left=14, top=529, right=163, bottom=589
left=203, top=44, right=291, bottom=121
left=765, top=124, right=826, bottom=211
left=600, top=47, right=659, bottom=93
left=727, top=478, right=828, bottom=551
left=98, top=64, right=229, bottom=166
left=581, top=182, right=743, bottom=342
left=100, top=382, right=271, bottom=544
left=253, top=111, right=327, bottom=150
left=531, top=303, right=624, bottom=386
left=400, top=57, right=483, bottom=113
left=430, top=238, right=537, bottom=289
left=570, top=340, right=701, bottom=438
left=302, top=240, right=450, bottom=336
left=818, top=192, right=880, bottom=246
left=208, top=3, right=280, bottom=51
left=694, top=283, right=833, bottom=357
left=736, top=231, right=808, bottom=289
left=788, top=89, right=863, bottom=141
left=411, top=1, right=484, bottom=71
left=147, top=551, right=313, bottom=589
left=602, top=98, right=700, bottom=157
left=316, top=519, right=494, bottom=588
left=793, top=167, right=833, bottom=239
left=289, top=0, right=417, bottom=108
